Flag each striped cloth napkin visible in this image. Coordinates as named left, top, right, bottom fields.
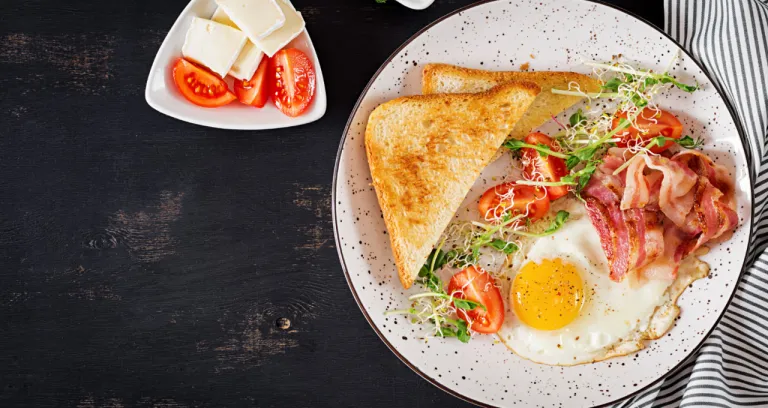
left=619, top=0, right=768, bottom=406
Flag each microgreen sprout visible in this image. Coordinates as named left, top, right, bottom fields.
left=385, top=244, right=476, bottom=342
left=511, top=211, right=570, bottom=237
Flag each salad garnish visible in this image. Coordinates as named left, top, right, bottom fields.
left=385, top=244, right=480, bottom=343
left=387, top=56, right=702, bottom=342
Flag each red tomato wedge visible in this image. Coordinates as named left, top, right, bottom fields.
left=477, top=183, right=550, bottom=222
left=171, top=58, right=235, bottom=108
left=234, top=57, right=270, bottom=108
left=612, top=108, right=683, bottom=153
left=447, top=266, right=505, bottom=334
left=522, top=132, right=569, bottom=200
left=270, top=48, right=316, bottom=117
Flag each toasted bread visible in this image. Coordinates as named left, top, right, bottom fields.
left=365, top=82, right=540, bottom=288
left=422, top=64, right=601, bottom=140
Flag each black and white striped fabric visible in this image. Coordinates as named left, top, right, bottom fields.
left=618, top=0, right=768, bottom=407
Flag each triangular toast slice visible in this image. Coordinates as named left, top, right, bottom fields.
left=422, top=64, right=601, bottom=140
left=365, top=82, right=540, bottom=288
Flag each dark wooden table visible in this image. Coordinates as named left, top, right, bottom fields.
left=0, top=0, right=662, bottom=406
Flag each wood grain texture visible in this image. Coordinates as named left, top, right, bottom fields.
left=0, top=0, right=662, bottom=406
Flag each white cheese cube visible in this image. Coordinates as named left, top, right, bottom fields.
left=252, top=0, right=305, bottom=58
left=229, top=41, right=264, bottom=80
left=215, top=0, right=286, bottom=40
left=182, top=17, right=247, bottom=78
left=211, top=6, right=236, bottom=27
left=211, top=7, right=265, bottom=80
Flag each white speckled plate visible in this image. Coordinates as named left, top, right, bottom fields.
left=332, top=0, right=753, bottom=406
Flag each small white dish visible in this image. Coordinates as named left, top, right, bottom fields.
left=395, top=0, right=435, bottom=10
left=145, top=0, right=326, bottom=130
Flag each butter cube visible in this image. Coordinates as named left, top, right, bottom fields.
left=182, top=17, right=247, bottom=78
left=252, top=0, right=305, bottom=58
left=215, top=0, right=286, bottom=40
left=211, top=7, right=265, bottom=80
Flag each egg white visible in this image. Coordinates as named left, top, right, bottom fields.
left=496, top=199, right=708, bottom=366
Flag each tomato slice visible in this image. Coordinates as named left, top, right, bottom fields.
left=171, top=58, right=235, bottom=108
left=522, top=132, right=569, bottom=200
left=234, top=57, right=271, bottom=108
left=478, top=183, right=550, bottom=222
left=270, top=48, right=316, bottom=117
left=612, top=108, right=683, bottom=153
left=447, top=266, right=505, bottom=334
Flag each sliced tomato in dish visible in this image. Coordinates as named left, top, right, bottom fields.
left=522, top=132, right=569, bottom=200
left=447, top=266, right=505, bottom=334
left=234, top=57, right=270, bottom=108
left=478, top=183, right=550, bottom=222
left=171, top=58, right=235, bottom=108
left=612, top=108, right=683, bottom=153
left=270, top=48, right=316, bottom=117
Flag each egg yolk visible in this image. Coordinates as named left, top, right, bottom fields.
left=512, top=258, right=585, bottom=330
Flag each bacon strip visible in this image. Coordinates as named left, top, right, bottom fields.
left=622, top=155, right=651, bottom=209
left=585, top=198, right=625, bottom=281
left=620, top=155, right=698, bottom=226
left=583, top=149, right=738, bottom=282
left=636, top=224, right=689, bottom=280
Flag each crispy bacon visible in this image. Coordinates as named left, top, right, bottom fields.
left=584, top=196, right=664, bottom=281
left=620, top=155, right=698, bottom=226
left=583, top=149, right=738, bottom=282
left=622, top=155, right=651, bottom=209
left=636, top=224, right=690, bottom=280
left=584, top=197, right=619, bottom=277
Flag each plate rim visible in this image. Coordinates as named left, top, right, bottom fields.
left=331, top=0, right=755, bottom=406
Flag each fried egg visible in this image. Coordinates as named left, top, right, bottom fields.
left=496, top=199, right=708, bottom=366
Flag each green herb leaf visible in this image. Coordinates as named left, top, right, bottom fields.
left=537, top=143, right=550, bottom=158
left=572, top=144, right=600, bottom=162
left=575, top=162, right=598, bottom=193
left=602, top=77, right=623, bottom=92
left=455, top=320, right=471, bottom=343
left=659, top=74, right=698, bottom=92
left=503, top=139, right=525, bottom=151
left=454, top=298, right=487, bottom=312
left=488, top=239, right=519, bottom=254
left=502, top=139, right=568, bottom=159
left=515, top=211, right=570, bottom=237
left=677, top=135, right=703, bottom=149
left=569, top=109, right=585, bottom=127
left=646, top=135, right=704, bottom=150
left=648, top=136, right=665, bottom=148
left=436, top=319, right=471, bottom=343
left=418, top=249, right=450, bottom=294
left=630, top=93, right=648, bottom=108
left=544, top=210, right=570, bottom=234
left=565, top=155, right=581, bottom=170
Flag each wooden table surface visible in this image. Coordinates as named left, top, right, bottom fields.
left=0, top=0, right=662, bottom=406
